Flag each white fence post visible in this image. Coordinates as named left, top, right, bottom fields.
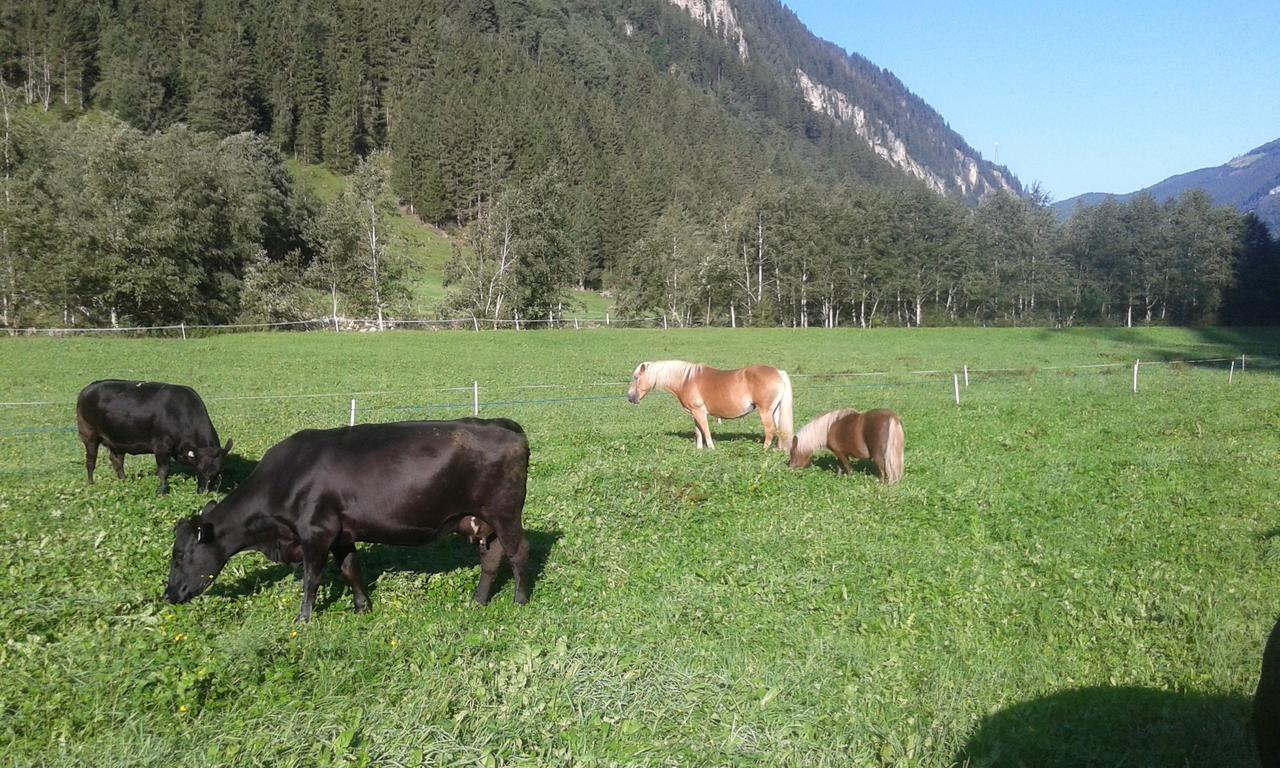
left=1241, top=354, right=1246, bottom=371
left=473, top=381, right=479, bottom=416
left=1229, top=360, right=1235, bottom=385
left=574, top=316, right=579, bottom=330
left=663, top=314, right=668, bottom=329
left=349, top=398, right=356, bottom=426
left=606, top=312, right=610, bottom=326
left=1133, top=360, right=1139, bottom=393
left=953, top=374, right=960, bottom=405
left=180, top=322, right=187, bottom=341
left=473, top=316, right=479, bottom=332
left=963, top=364, right=969, bottom=387
left=730, top=304, right=736, bottom=328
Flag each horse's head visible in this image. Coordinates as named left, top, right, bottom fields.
left=627, top=362, right=651, bottom=404
left=787, top=435, right=811, bottom=469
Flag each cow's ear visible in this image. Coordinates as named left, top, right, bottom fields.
left=197, top=522, right=215, bottom=543
left=221, top=439, right=233, bottom=456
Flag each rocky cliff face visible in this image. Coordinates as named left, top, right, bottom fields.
left=666, top=0, right=1019, bottom=202
left=667, top=0, right=749, bottom=60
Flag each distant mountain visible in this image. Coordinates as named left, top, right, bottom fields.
left=1053, top=138, right=1280, bottom=232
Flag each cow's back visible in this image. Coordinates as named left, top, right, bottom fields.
left=76, top=380, right=217, bottom=448
left=249, top=420, right=528, bottom=543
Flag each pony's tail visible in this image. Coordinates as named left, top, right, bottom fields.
left=775, top=370, right=794, bottom=450
left=882, top=416, right=905, bottom=484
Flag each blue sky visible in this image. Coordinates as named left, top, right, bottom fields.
left=780, top=1, right=1280, bottom=201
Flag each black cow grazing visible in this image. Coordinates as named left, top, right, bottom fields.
left=76, top=380, right=232, bottom=496
left=165, top=418, right=532, bottom=622
left=1258, top=615, right=1280, bottom=767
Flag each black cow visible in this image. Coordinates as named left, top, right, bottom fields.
left=76, top=380, right=232, bottom=496
left=164, top=418, right=532, bottom=622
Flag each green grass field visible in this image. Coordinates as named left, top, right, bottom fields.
left=2, top=327, right=1278, bottom=767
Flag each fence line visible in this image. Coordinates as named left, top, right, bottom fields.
left=0, top=355, right=1264, bottom=412
left=4, top=315, right=666, bottom=336
left=0, top=355, right=1271, bottom=438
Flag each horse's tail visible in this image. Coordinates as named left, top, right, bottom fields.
left=882, top=416, right=905, bottom=484
left=774, top=369, right=794, bottom=449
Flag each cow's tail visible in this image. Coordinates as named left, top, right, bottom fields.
left=774, top=370, right=794, bottom=450
left=882, top=416, right=905, bottom=485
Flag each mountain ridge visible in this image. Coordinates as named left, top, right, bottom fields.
left=666, top=0, right=1019, bottom=201
left=1053, top=138, right=1280, bottom=232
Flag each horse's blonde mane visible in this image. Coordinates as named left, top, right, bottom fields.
left=793, top=409, right=855, bottom=456
left=640, top=360, right=703, bottom=392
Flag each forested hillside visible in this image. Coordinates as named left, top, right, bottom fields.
left=2, top=0, right=1277, bottom=329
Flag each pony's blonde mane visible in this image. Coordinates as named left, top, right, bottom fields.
left=640, top=360, right=703, bottom=392
left=793, top=409, right=855, bottom=456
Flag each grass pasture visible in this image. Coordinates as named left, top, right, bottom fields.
left=1, top=327, right=1279, bottom=767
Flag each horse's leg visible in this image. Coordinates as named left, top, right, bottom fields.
left=871, top=451, right=888, bottom=482
left=758, top=405, right=776, bottom=450
left=691, top=413, right=703, bottom=449
left=836, top=451, right=853, bottom=475
left=693, top=408, right=714, bottom=449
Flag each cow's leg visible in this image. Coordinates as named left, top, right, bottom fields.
left=82, top=438, right=99, bottom=484
left=154, top=453, right=171, bottom=496
left=109, top=450, right=126, bottom=481
left=474, top=538, right=506, bottom=606
left=331, top=541, right=370, bottom=613
left=692, top=408, right=715, bottom=450
left=494, top=528, right=532, bottom=606
left=298, top=546, right=329, bottom=623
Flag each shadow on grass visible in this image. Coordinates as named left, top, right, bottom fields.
left=807, top=454, right=881, bottom=480
left=662, top=430, right=770, bottom=445
left=955, top=685, right=1256, bottom=768
left=207, top=529, right=562, bottom=611
left=359, top=528, right=562, bottom=603
left=1033, top=326, right=1280, bottom=370
left=215, top=453, right=259, bottom=493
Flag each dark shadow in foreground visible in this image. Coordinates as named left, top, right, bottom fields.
left=955, top=686, right=1256, bottom=768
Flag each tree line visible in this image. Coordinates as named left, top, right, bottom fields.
left=1, top=1, right=1276, bottom=328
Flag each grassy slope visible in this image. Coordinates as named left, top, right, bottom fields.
left=1, top=327, right=1278, bottom=766
left=286, top=161, right=613, bottom=318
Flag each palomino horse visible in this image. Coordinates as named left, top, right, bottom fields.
left=627, top=361, right=793, bottom=450
left=789, top=408, right=904, bottom=483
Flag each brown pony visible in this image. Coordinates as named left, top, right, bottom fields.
left=789, top=408, right=904, bottom=483
left=627, top=361, right=793, bottom=450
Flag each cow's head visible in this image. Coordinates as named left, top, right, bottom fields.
left=627, top=362, right=650, bottom=405
left=188, top=439, right=233, bottom=494
left=165, top=501, right=228, bottom=604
